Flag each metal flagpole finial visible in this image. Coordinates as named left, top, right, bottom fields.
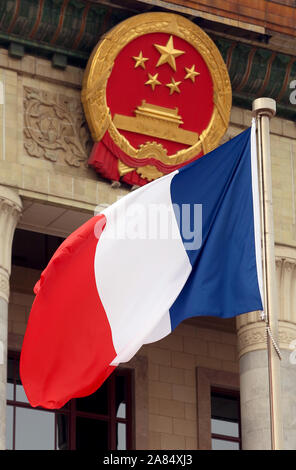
left=252, top=97, right=276, bottom=118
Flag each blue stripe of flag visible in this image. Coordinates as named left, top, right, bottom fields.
left=169, top=127, right=263, bottom=330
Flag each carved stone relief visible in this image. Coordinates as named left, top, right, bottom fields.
left=24, top=86, right=92, bottom=167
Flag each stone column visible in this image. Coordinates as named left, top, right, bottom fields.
left=236, top=249, right=296, bottom=450
left=0, top=186, right=22, bottom=450
left=236, top=311, right=272, bottom=449
left=275, top=254, right=296, bottom=449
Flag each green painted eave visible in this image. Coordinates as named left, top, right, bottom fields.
left=213, top=36, right=296, bottom=121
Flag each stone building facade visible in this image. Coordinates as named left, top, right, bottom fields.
left=0, top=0, right=295, bottom=450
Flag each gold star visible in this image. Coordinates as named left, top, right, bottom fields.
left=166, top=77, right=181, bottom=95
left=184, top=64, right=200, bottom=82
left=133, top=51, right=149, bottom=69
left=154, top=35, right=185, bottom=72
left=145, top=73, right=161, bottom=91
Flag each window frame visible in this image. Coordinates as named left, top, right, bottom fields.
left=6, top=351, right=134, bottom=450
left=196, top=367, right=240, bottom=450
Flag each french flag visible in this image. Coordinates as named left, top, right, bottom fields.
left=20, top=123, right=263, bottom=409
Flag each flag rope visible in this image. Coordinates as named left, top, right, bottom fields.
left=266, top=324, right=282, bottom=360
left=259, top=311, right=282, bottom=360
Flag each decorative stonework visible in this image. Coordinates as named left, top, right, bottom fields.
left=276, top=255, right=296, bottom=351
left=236, top=251, right=296, bottom=358
left=237, top=319, right=266, bottom=358
left=276, top=256, right=296, bottom=324
left=279, top=322, right=296, bottom=351
left=0, top=197, right=22, bottom=222
left=0, top=186, right=22, bottom=302
left=24, top=87, right=92, bottom=167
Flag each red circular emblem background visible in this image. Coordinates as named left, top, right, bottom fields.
left=106, top=32, right=214, bottom=157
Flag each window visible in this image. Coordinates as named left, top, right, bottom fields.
left=211, top=388, right=241, bottom=450
left=196, top=367, right=240, bottom=449
left=6, top=352, right=133, bottom=450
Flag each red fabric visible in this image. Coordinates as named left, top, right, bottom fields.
left=20, top=214, right=116, bottom=409
left=88, top=132, right=203, bottom=187
left=88, top=141, right=120, bottom=182
left=88, top=135, right=149, bottom=186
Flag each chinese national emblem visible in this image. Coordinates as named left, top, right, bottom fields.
left=82, top=13, right=232, bottom=186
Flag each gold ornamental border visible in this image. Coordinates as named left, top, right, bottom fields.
left=81, top=12, right=232, bottom=168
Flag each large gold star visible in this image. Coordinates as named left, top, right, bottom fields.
left=145, top=73, right=161, bottom=91
left=184, top=64, right=200, bottom=82
left=166, top=77, right=181, bottom=95
left=133, top=51, right=149, bottom=69
left=154, top=35, right=185, bottom=72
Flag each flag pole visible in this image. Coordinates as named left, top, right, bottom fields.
left=252, top=98, right=284, bottom=450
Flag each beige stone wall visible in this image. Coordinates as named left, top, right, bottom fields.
left=143, top=321, right=238, bottom=450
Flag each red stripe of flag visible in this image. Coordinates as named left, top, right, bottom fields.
left=20, top=214, right=117, bottom=409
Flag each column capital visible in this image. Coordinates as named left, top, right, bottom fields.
left=0, top=185, right=22, bottom=218
left=0, top=185, right=22, bottom=302
left=276, top=252, right=296, bottom=351
left=236, top=311, right=266, bottom=359
left=236, top=247, right=296, bottom=358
